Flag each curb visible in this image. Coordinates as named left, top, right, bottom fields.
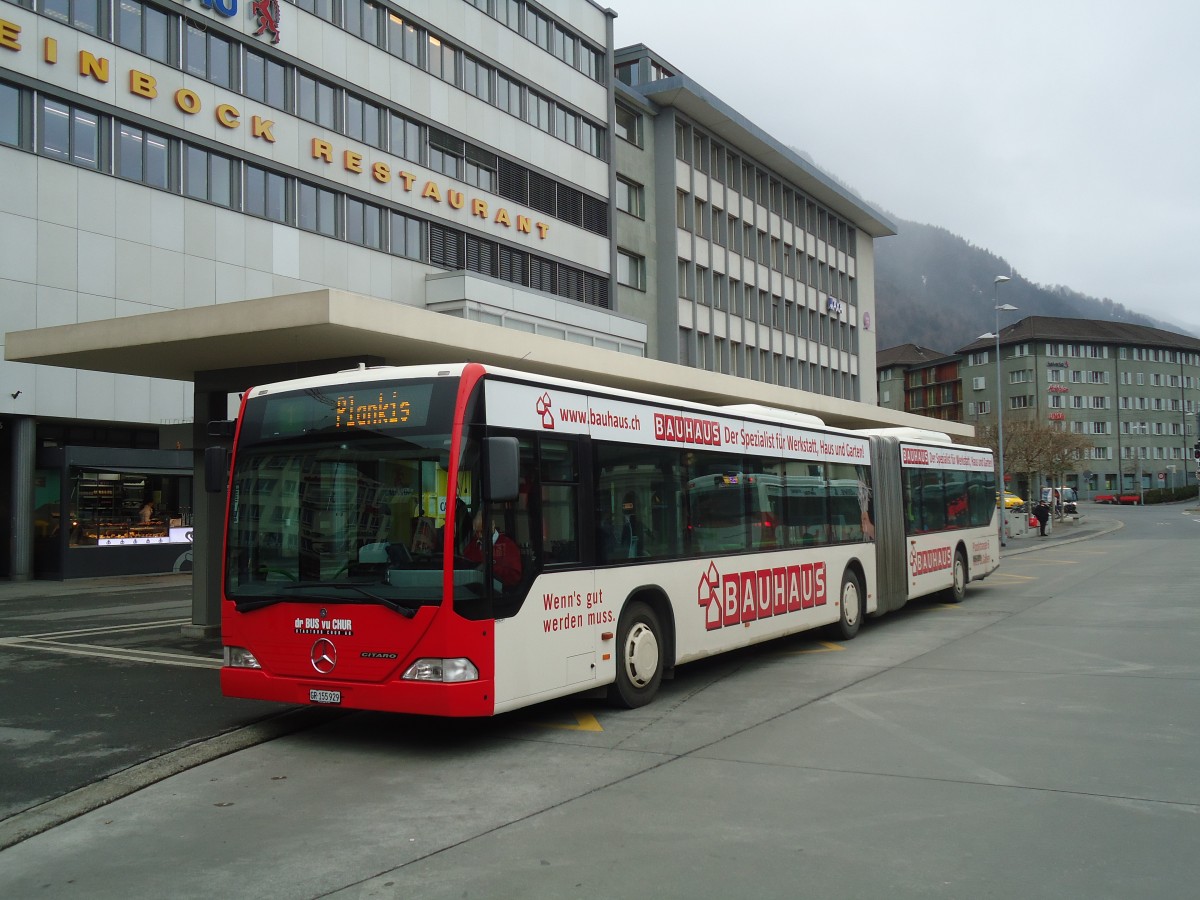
left=0, top=707, right=343, bottom=852
left=1001, top=518, right=1124, bottom=557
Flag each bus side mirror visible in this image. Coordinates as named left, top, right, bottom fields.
left=205, top=446, right=228, bottom=493
left=485, top=437, right=520, bottom=502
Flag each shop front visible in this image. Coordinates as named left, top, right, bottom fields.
left=34, top=447, right=194, bottom=579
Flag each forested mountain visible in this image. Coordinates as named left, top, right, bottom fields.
left=871, top=219, right=1187, bottom=353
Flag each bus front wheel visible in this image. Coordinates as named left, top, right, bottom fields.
left=832, top=569, right=863, bottom=641
left=608, top=600, right=664, bottom=709
left=945, top=549, right=968, bottom=604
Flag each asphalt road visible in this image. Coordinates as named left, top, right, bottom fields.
left=0, top=577, right=283, bottom=822
left=1, top=503, right=1197, bottom=898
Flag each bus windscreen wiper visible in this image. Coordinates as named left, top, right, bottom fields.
left=277, top=582, right=417, bottom=618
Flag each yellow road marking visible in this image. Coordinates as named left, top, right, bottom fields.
left=534, top=710, right=604, bottom=732
left=782, top=640, right=844, bottom=655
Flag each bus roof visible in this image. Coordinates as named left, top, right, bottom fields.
left=244, top=363, right=866, bottom=438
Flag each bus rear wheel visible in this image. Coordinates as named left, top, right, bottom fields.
left=832, top=569, right=863, bottom=641
left=607, top=600, right=663, bottom=709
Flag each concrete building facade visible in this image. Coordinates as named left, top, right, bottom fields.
left=3, top=0, right=909, bottom=582
left=956, top=317, right=1200, bottom=495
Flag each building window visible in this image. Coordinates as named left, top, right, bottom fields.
left=345, top=95, right=383, bottom=148
left=428, top=129, right=463, bottom=178
left=615, top=177, right=644, bottom=218
left=243, top=49, right=287, bottom=110
left=183, top=145, right=236, bottom=208
left=116, top=0, right=170, bottom=64
left=386, top=13, right=421, bottom=65
left=617, top=250, right=646, bottom=290
left=463, top=54, right=492, bottom=103
left=39, top=98, right=101, bottom=169
left=0, top=81, right=26, bottom=148
left=116, top=122, right=170, bottom=190
left=426, top=34, right=459, bottom=84
left=41, top=0, right=101, bottom=34
left=496, top=73, right=522, bottom=116
left=298, top=181, right=338, bottom=236
left=388, top=112, right=421, bottom=163
left=524, top=6, right=551, bottom=50
left=615, top=103, right=642, bottom=146
left=345, top=198, right=381, bottom=250
left=295, top=0, right=333, bottom=16
left=185, top=22, right=233, bottom=89
left=244, top=164, right=288, bottom=223
left=389, top=210, right=422, bottom=259
left=465, top=145, right=496, bottom=191
left=297, top=73, right=337, bottom=129
left=343, top=0, right=382, bottom=44
left=527, top=91, right=552, bottom=133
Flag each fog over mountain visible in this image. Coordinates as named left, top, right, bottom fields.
left=870, top=219, right=1193, bottom=354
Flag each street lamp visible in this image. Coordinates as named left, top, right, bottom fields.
left=992, top=274, right=1015, bottom=545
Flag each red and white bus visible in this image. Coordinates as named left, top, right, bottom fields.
left=212, top=363, right=999, bottom=716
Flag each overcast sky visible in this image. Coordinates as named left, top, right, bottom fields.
left=612, top=0, right=1200, bottom=335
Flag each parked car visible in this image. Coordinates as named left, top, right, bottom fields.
left=1094, top=493, right=1141, bottom=505
left=997, top=491, right=1025, bottom=509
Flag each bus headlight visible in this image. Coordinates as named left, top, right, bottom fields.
left=224, top=646, right=262, bottom=669
left=402, top=658, right=479, bottom=683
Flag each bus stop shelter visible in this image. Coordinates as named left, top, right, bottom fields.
left=5, top=288, right=974, bottom=633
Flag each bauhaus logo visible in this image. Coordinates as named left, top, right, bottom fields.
left=535, top=393, right=554, bottom=429
left=901, top=447, right=930, bottom=466
left=909, top=543, right=952, bottom=577
left=697, top=560, right=827, bottom=631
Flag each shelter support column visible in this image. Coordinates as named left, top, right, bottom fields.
left=182, top=387, right=228, bottom=638
left=8, top=416, right=35, bottom=582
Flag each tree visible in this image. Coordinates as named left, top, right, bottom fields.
left=965, top=421, right=1094, bottom=495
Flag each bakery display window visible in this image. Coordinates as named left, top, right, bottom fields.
left=71, top=468, right=192, bottom=548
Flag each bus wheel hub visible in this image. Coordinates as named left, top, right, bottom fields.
left=625, top=623, right=660, bottom=688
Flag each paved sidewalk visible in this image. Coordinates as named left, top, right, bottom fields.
left=999, top=507, right=1123, bottom=557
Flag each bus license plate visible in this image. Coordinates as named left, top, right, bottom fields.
left=309, top=689, right=341, bottom=704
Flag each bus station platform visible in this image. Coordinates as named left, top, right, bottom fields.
left=0, top=504, right=1124, bottom=850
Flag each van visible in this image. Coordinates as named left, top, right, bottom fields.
left=1040, top=486, right=1078, bottom=516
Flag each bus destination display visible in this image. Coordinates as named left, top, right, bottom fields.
left=336, top=391, right=411, bottom=429
left=254, top=382, right=433, bottom=439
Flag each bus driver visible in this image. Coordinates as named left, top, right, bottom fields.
left=464, top=508, right=523, bottom=588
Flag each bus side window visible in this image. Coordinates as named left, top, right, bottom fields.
left=945, top=473, right=969, bottom=527
left=903, top=469, right=922, bottom=534
left=781, top=460, right=827, bottom=547
left=596, top=443, right=684, bottom=561
left=828, top=463, right=865, bottom=544
left=540, top=439, right=578, bottom=565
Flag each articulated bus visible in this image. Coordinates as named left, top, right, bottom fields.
left=212, top=363, right=999, bottom=716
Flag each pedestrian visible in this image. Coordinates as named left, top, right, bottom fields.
left=1033, top=496, right=1050, bottom=536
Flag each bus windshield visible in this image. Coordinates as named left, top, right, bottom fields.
left=223, top=378, right=486, bottom=613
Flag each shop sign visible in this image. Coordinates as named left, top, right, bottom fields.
left=0, top=18, right=551, bottom=242
left=188, top=0, right=238, bottom=19
left=1048, top=412, right=1066, bottom=421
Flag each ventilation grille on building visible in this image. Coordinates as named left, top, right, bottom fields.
left=497, top=158, right=528, bottom=205
left=527, top=171, right=557, bottom=217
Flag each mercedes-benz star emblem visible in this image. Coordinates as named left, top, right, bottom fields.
left=311, top=638, right=337, bottom=674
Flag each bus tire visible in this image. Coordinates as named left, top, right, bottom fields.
left=945, top=548, right=968, bottom=604
left=832, top=569, right=863, bottom=641
left=607, top=600, right=664, bottom=709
